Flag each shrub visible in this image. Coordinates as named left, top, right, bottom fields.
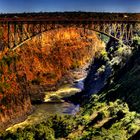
left=34, top=124, right=55, bottom=140
left=100, top=50, right=108, bottom=61
left=51, top=115, right=77, bottom=138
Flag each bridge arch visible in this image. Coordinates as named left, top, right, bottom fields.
left=2, top=19, right=135, bottom=51
left=12, top=26, right=127, bottom=51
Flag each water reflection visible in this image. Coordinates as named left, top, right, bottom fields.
left=35, top=102, right=80, bottom=115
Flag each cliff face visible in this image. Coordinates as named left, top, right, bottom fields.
left=15, top=27, right=104, bottom=86
left=0, top=51, right=32, bottom=130
left=0, top=27, right=104, bottom=128
left=0, top=97, right=31, bottom=131
left=11, top=27, right=104, bottom=101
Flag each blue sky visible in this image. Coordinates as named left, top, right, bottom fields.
left=0, top=0, right=140, bottom=13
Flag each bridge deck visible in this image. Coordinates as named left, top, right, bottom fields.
left=0, top=12, right=140, bottom=23
left=0, top=18, right=139, bottom=23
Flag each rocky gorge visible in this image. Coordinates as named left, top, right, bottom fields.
left=0, top=27, right=104, bottom=132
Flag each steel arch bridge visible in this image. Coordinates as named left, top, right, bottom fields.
left=0, top=17, right=139, bottom=50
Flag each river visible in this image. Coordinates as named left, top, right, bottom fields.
left=6, top=78, right=84, bottom=132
